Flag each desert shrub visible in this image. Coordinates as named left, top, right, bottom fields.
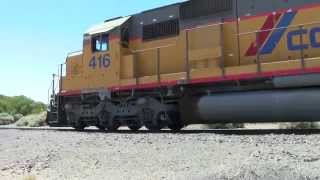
left=0, top=113, right=15, bottom=125
left=13, top=113, right=24, bottom=121
left=205, top=123, right=244, bottom=129
left=16, top=112, right=47, bottom=127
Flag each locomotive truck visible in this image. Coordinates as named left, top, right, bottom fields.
left=47, top=0, right=320, bottom=131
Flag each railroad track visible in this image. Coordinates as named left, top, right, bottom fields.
left=1, top=126, right=320, bottom=135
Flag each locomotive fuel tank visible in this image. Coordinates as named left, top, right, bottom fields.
left=182, top=88, right=320, bottom=124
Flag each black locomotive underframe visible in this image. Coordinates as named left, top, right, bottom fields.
left=47, top=76, right=275, bottom=129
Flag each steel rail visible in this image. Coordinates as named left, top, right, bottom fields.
left=1, top=126, right=320, bottom=135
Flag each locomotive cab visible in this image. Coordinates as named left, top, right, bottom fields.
left=62, top=16, right=132, bottom=93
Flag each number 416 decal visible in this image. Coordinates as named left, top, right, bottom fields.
left=89, top=54, right=111, bottom=69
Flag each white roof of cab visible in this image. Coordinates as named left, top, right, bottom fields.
left=67, top=51, right=83, bottom=57
left=85, top=16, right=131, bottom=35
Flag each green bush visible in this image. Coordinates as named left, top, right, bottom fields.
left=0, top=113, right=15, bottom=125
left=16, top=112, right=47, bottom=127
left=0, top=95, right=46, bottom=116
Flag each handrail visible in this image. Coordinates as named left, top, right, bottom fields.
left=126, top=18, right=320, bottom=83
left=47, top=82, right=53, bottom=105
left=129, top=22, right=225, bottom=84
left=126, top=19, right=320, bottom=54
left=184, top=19, right=320, bottom=36
left=127, top=22, right=224, bottom=53
left=129, top=44, right=176, bottom=53
left=185, top=22, right=224, bottom=31
left=238, top=20, right=320, bottom=36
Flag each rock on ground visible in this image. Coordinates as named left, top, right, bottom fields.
left=0, top=129, right=319, bottom=180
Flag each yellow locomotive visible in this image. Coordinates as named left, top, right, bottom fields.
left=48, top=0, right=320, bottom=131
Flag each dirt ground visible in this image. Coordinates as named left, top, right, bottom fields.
left=0, top=128, right=320, bottom=180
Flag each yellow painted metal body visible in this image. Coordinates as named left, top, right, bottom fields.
left=62, top=5, right=320, bottom=93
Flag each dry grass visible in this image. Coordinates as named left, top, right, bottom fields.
left=16, top=112, right=47, bottom=127
left=23, top=175, right=36, bottom=180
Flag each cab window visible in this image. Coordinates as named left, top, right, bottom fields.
left=92, top=34, right=109, bottom=52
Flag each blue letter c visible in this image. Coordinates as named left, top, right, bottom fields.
left=287, top=29, right=309, bottom=51
left=310, top=27, right=320, bottom=48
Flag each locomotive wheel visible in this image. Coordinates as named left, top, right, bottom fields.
left=106, top=119, right=121, bottom=131
left=96, top=125, right=106, bottom=131
left=98, top=111, right=120, bottom=131
left=128, top=123, right=142, bottom=131
left=69, top=113, right=85, bottom=131
left=97, top=112, right=107, bottom=131
left=168, top=122, right=184, bottom=131
left=167, top=111, right=184, bottom=131
left=106, top=122, right=121, bottom=131
left=73, top=122, right=86, bottom=131
left=145, top=123, right=163, bottom=131
left=145, top=111, right=166, bottom=131
left=127, top=119, right=142, bottom=131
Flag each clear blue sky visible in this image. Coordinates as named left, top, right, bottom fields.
left=0, top=0, right=181, bottom=103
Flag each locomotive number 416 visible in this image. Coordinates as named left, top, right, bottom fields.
left=89, top=54, right=111, bottom=69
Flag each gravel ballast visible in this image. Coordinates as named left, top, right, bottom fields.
left=0, top=129, right=319, bottom=180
